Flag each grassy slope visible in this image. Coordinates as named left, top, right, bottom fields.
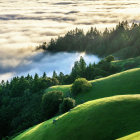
left=13, top=95, right=140, bottom=140
left=118, top=131, right=140, bottom=140
left=112, top=56, right=140, bottom=71
left=46, top=68, right=140, bottom=104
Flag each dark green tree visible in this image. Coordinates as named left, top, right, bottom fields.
left=105, top=55, right=115, bottom=62
left=53, top=71, right=57, bottom=79
left=59, top=97, right=76, bottom=113
left=42, top=72, right=47, bottom=78
left=42, top=91, right=63, bottom=119
left=71, top=78, right=92, bottom=96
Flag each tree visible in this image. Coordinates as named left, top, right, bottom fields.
left=70, top=56, right=86, bottom=81
left=70, top=61, right=80, bottom=81
left=59, top=98, right=76, bottom=113
left=47, top=39, right=56, bottom=51
left=105, top=55, right=115, bottom=62
left=42, top=72, right=47, bottom=78
left=34, top=73, right=39, bottom=80
left=53, top=71, right=57, bottom=79
left=79, top=56, right=86, bottom=77
left=26, top=74, right=33, bottom=81
left=71, top=78, right=92, bottom=96
left=85, top=63, right=96, bottom=80
left=42, top=91, right=63, bottom=119
left=58, top=72, right=65, bottom=84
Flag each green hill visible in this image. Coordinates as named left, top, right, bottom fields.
left=13, top=95, right=140, bottom=140
left=46, top=68, right=140, bottom=104
left=112, top=56, right=140, bottom=71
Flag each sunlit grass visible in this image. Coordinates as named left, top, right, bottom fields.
left=13, top=95, right=140, bottom=140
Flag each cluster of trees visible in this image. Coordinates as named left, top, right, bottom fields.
left=42, top=91, right=75, bottom=120
left=39, top=21, right=140, bottom=59
left=69, top=55, right=119, bottom=82
left=41, top=78, right=91, bottom=121
left=0, top=74, right=60, bottom=139
left=0, top=56, right=119, bottom=139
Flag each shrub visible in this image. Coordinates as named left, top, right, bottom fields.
left=105, top=55, right=115, bottom=62
left=59, top=98, right=76, bottom=113
left=42, top=91, right=63, bottom=119
left=71, top=78, right=92, bottom=96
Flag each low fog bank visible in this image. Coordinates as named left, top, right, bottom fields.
left=0, top=49, right=100, bottom=81
left=0, top=0, right=140, bottom=50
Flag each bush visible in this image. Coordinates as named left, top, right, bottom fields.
left=105, top=55, right=115, bottom=62
left=42, top=91, right=63, bottom=119
left=59, top=98, right=76, bottom=113
left=71, top=78, right=92, bottom=96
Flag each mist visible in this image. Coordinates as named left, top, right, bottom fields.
left=0, top=49, right=100, bottom=81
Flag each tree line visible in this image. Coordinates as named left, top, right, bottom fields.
left=38, top=21, right=140, bottom=59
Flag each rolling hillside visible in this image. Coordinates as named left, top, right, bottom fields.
left=13, top=95, right=140, bottom=140
left=12, top=68, right=140, bottom=140
left=46, top=68, right=140, bottom=104
left=112, top=56, right=140, bottom=71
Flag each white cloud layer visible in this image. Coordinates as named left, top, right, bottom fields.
left=0, top=0, right=140, bottom=48
left=0, top=0, right=140, bottom=81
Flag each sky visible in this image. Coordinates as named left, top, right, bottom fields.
left=0, top=0, right=140, bottom=81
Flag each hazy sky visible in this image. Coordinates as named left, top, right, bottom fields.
left=0, top=0, right=140, bottom=81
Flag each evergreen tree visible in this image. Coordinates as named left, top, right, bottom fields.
left=58, top=72, right=64, bottom=84
left=79, top=56, right=86, bottom=77
left=34, top=73, right=39, bottom=80
left=42, top=72, right=47, bottom=78
left=53, top=71, right=57, bottom=79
